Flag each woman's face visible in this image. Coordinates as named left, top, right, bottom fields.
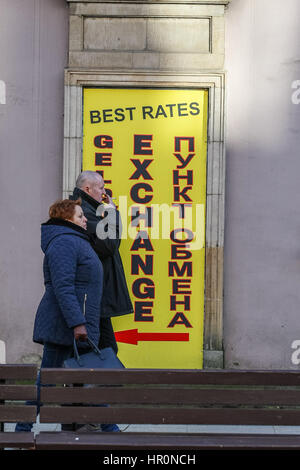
left=69, top=205, right=87, bottom=230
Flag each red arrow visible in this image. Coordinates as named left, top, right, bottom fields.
left=115, top=329, right=189, bottom=345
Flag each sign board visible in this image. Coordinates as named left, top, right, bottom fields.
left=83, top=87, right=208, bottom=368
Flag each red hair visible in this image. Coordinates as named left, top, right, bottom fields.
left=49, top=199, right=81, bottom=220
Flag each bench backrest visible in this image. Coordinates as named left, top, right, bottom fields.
left=39, top=369, right=300, bottom=427
left=0, top=364, right=37, bottom=426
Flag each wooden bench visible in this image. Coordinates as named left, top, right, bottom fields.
left=35, top=368, right=300, bottom=450
left=0, top=364, right=37, bottom=449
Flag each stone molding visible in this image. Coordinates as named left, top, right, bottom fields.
left=68, top=1, right=227, bottom=71
left=67, top=1, right=231, bottom=4
left=63, top=0, right=231, bottom=368
left=63, top=69, right=226, bottom=367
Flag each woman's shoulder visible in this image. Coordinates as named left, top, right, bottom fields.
left=46, top=231, right=90, bottom=254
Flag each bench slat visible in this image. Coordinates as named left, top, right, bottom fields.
left=39, top=406, right=300, bottom=426
left=0, top=385, right=37, bottom=401
left=35, top=432, right=300, bottom=450
left=0, top=432, right=35, bottom=449
left=0, top=365, right=37, bottom=380
left=0, top=406, right=36, bottom=423
left=40, top=386, right=300, bottom=406
left=40, top=368, right=300, bottom=386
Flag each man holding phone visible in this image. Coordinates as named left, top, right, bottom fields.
left=71, top=171, right=133, bottom=354
left=69, top=171, right=133, bottom=433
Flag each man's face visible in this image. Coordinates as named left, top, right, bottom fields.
left=86, top=175, right=105, bottom=203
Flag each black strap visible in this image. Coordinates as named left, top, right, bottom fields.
left=73, top=337, right=104, bottom=366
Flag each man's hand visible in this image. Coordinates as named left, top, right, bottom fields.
left=102, top=192, right=116, bottom=209
left=74, top=324, right=88, bottom=341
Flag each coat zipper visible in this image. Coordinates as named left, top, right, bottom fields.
left=83, top=294, right=87, bottom=316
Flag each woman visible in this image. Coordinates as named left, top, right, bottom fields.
left=15, top=199, right=103, bottom=432
left=33, top=198, right=103, bottom=348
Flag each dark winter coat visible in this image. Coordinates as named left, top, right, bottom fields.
left=33, top=219, right=103, bottom=346
left=70, top=187, right=133, bottom=318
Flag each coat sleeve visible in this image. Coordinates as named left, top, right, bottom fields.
left=86, top=205, right=122, bottom=259
left=46, top=236, right=86, bottom=329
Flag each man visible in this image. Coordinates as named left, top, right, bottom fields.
left=69, top=171, right=133, bottom=433
left=71, top=170, right=133, bottom=353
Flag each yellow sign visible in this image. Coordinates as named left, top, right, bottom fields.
left=83, top=88, right=208, bottom=369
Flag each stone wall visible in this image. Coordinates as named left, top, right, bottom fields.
left=0, top=0, right=69, bottom=364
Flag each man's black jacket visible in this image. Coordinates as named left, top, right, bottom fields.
left=70, top=187, right=133, bottom=319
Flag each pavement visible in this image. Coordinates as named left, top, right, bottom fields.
left=5, top=420, right=300, bottom=435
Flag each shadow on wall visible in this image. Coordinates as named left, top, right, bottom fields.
left=223, top=0, right=300, bottom=369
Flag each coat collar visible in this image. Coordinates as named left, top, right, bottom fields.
left=41, top=218, right=91, bottom=253
left=71, top=187, right=102, bottom=210
left=43, top=217, right=89, bottom=236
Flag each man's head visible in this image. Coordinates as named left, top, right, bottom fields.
left=76, top=171, right=105, bottom=203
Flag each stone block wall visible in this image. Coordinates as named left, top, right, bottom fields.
left=67, top=1, right=229, bottom=71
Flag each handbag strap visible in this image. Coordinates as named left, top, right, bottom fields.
left=73, top=337, right=104, bottom=366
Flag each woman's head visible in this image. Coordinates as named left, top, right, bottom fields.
left=49, top=199, right=87, bottom=230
